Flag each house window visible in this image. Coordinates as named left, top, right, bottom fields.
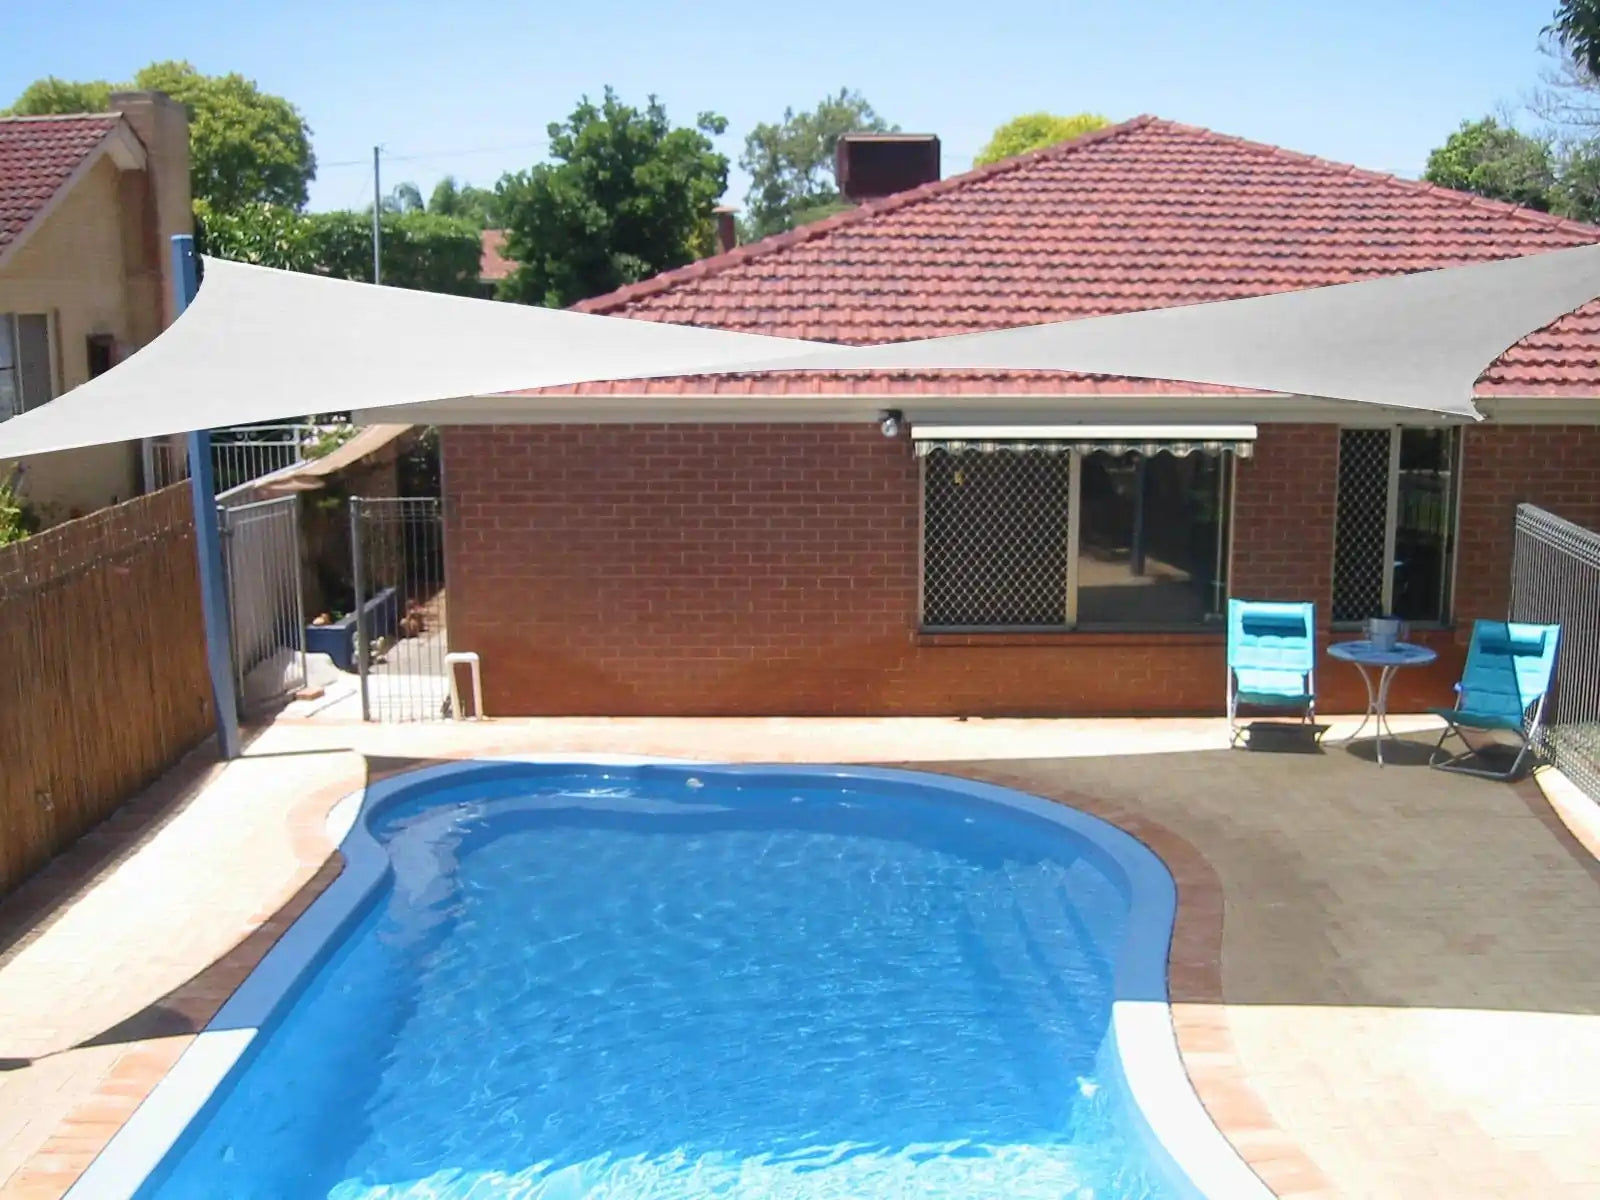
left=1331, top=427, right=1460, bottom=625
left=0, top=313, right=54, bottom=421
left=920, top=444, right=1235, bottom=630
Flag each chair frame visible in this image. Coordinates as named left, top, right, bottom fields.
left=1226, top=599, right=1317, bottom=747
left=1430, top=621, right=1560, bottom=781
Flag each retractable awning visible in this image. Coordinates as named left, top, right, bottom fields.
left=909, top=424, right=1258, bottom=458
left=0, top=241, right=1597, bottom=460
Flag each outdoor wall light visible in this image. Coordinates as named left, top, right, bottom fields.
left=879, top=410, right=904, bottom=438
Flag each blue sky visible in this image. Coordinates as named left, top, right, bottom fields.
left=2, top=0, right=1570, bottom=213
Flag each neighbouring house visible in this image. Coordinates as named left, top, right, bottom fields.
left=439, top=116, right=1600, bottom=718
left=479, top=230, right=512, bottom=293
left=0, top=92, right=191, bottom=527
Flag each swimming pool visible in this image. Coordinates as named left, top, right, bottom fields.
left=73, top=758, right=1269, bottom=1199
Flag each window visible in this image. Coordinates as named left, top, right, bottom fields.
left=1331, top=427, right=1459, bottom=625
left=86, top=333, right=116, bottom=378
left=920, top=445, right=1234, bottom=630
left=0, top=313, right=53, bottom=421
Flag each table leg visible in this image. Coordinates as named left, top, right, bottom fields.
left=1345, top=663, right=1379, bottom=746
left=1373, top=664, right=1401, bottom=766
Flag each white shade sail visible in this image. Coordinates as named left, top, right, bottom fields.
left=670, top=242, right=1600, bottom=418
left=1, top=242, right=1598, bottom=460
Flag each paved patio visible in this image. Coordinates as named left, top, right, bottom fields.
left=0, top=714, right=1597, bottom=1198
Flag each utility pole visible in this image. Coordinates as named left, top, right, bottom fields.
left=372, top=145, right=382, bottom=285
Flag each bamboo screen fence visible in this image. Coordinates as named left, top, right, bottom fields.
left=0, top=485, right=213, bottom=896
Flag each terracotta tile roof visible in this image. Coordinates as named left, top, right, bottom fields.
left=480, top=229, right=513, bottom=281
left=534, top=115, right=1600, bottom=400
left=0, top=113, right=123, bottom=256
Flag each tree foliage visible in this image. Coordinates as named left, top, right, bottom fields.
left=428, top=176, right=502, bottom=227
left=973, top=112, right=1111, bottom=166
left=1549, top=0, right=1600, bottom=80
left=496, top=88, right=728, bottom=307
left=385, top=182, right=425, bottom=213
left=740, top=88, right=893, bottom=240
left=196, top=202, right=484, bottom=296
left=1423, top=117, right=1558, bottom=210
left=3, top=76, right=112, bottom=115
left=4, top=62, right=315, bottom=211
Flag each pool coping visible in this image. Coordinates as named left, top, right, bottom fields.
left=63, top=755, right=1274, bottom=1199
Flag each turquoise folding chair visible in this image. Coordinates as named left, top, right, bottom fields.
left=1429, top=620, right=1560, bottom=780
left=1227, top=599, right=1317, bottom=746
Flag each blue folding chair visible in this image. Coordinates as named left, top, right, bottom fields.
left=1227, top=599, right=1317, bottom=746
left=1429, top=620, right=1561, bottom=780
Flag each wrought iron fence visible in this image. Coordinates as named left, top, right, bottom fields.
left=1510, top=502, right=1600, bottom=800
left=220, top=496, right=307, bottom=715
left=146, top=424, right=328, bottom=493
left=350, top=496, right=449, bottom=722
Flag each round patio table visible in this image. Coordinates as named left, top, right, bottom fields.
left=1327, top=640, right=1438, bottom=766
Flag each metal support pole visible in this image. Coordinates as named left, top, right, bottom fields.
left=174, top=236, right=241, bottom=759
left=350, top=497, right=371, bottom=722
left=1130, top=455, right=1148, bottom=577
left=290, top=498, right=310, bottom=694
left=372, top=146, right=382, bottom=286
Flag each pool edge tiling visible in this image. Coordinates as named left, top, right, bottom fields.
left=64, top=757, right=1274, bottom=1200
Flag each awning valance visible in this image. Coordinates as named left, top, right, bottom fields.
left=909, top=423, right=1257, bottom=459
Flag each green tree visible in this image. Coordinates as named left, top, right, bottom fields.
left=1550, top=0, right=1600, bottom=80
left=1552, top=139, right=1600, bottom=219
left=2, top=76, right=112, bottom=115
left=1423, top=117, right=1558, bottom=210
left=385, top=182, right=425, bottom=213
left=496, top=88, right=728, bottom=307
left=3, top=62, right=314, bottom=211
left=428, top=176, right=502, bottom=227
left=134, top=61, right=314, bottom=210
left=193, top=199, right=317, bottom=271
left=740, top=88, right=893, bottom=239
left=194, top=202, right=484, bottom=296
left=311, top=209, right=485, bottom=295
left=974, top=112, right=1111, bottom=165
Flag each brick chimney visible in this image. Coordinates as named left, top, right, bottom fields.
left=836, top=134, right=941, bottom=203
left=713, top=204, right=738, bottom=255
left=108, top=91, right=192, bottom=329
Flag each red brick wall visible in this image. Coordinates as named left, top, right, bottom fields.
left=1454, top=424, right=1600, bottom=624
left=440, top=421, right=1600, bottom=718
left=1230, top=424, right=1338, bottom=605
left=442, top=424, right=1229, bottom=716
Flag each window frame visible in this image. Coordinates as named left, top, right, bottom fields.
left=916, top=445, right=1237, bottom=634
left=1330, top=424, right=1463, bottom=630
left=0, top=311, right=57, bottom=421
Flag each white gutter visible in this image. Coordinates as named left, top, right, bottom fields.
left=366, top=391, right=1600, bottom=427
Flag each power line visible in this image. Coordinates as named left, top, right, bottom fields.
left=318, top=138, right=550, bottom=171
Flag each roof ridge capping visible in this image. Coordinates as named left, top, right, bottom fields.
left=572, top=115, right=1159, bottom=314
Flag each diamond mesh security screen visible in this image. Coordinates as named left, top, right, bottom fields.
left=1512, top=503, right=1600, bottom=801
left=922, top=448, right=1071, bottom=627
left=1332, top=429, right=1392, bottom=622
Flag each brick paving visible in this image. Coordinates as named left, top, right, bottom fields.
left=0, top=714, right=1596, bottom=1198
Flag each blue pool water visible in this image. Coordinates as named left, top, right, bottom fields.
left=136, top=764, right=1195, bottom=1199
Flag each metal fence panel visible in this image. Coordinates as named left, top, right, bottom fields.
left=350, top=496, right=449, bottom=722
left=1510, top=502, right=1600, bottom=800
left=220, top=496, right=307, bottom=715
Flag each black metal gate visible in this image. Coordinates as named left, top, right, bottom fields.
left=350, top=496, right=449, bottom=722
